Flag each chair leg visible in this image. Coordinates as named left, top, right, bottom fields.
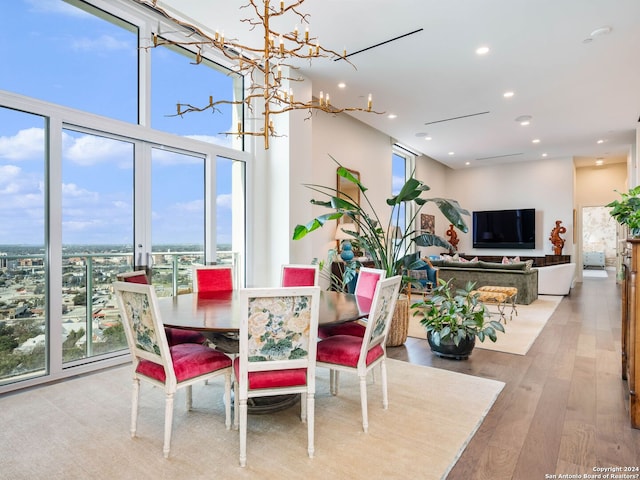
left=300, top=392, right=307, bottom=422
left=186, top=385, right=192, bottom=411
left=163, top=392, right=175, bottom=458
left=130, top=377, right=140, bottom=438
left=380, top=360, right=389, bottom=409
left=329, top=369, right=340, bottom=395
left=239, top=398, right=248, bottom=467
left=224, top=372, right=232, bottom=429
left=233, top=378, right=239, bottom=430
left=359, top=375, right=369, bottom=433
left=307, top=392, right=315, bottom=459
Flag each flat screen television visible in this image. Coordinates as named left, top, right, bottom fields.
left=472, top=208, right=535, bottom=249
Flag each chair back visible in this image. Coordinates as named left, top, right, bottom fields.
left=358, top=276, right=402, bottom=363
left=193, top=265, right=234, bottom=292
left=354, top=267, right=386, bottom=298
left=281, top=264, right=319, bottom=287
left=237, top=286, right=320, bottom=395
left=117, top=270, right=149, bottom=284
left=113, top=281, right=174, bottom=386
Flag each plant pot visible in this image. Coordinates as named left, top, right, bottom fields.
left=426, top=332, right=476, bottom=360
left=386, top=295, right=409, bottom=347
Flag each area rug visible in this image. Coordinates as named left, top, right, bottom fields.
left=0, top=359, right=504, bottom=480
left=408, top=295, right=563, bottom=355
left=583, top=269, right=608, bottom=278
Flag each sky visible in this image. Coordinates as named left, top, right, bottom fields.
left=0, top=0, right=238, bottom=247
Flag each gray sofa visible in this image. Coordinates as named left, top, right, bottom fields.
left=431, top=260, right=538, bottom=304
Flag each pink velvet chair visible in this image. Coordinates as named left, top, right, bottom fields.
left=318, top=267, right=386, bottom=339
left=114, top=281, right=232, bottom=458
left=192, top=264, right=234, bottom=292
left=316, top=275, right=401, bottom=433
left=281, top=264, right=319, bottom=287
left=117, top=270, right=206, bottom=346
left=234, top=286, right=320, bottom=467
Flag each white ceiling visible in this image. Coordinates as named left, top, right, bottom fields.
left=159, top=0, right=640, bottom=169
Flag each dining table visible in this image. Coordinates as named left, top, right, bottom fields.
left=158, top=289, right=372, bottom=413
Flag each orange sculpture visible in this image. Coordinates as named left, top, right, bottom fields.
left=549, top=220, right=566, bottom=255
left=446, top=224, right=459, bottom=252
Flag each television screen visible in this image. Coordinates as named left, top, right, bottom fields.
left=472, top=208, right=535, bottom=249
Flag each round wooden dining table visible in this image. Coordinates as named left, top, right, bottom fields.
left=157, top=289, right=372, bottom=413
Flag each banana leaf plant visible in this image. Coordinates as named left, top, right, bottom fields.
left=292, top=155, right=471, bottom=290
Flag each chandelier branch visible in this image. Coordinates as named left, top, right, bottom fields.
left=135, top=0, right=383, bottom=149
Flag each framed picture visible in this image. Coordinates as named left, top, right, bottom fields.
left=420, top=214, right=435, bottom=234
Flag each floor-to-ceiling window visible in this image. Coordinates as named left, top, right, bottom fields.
left=0, top=0, right=249, bottom=392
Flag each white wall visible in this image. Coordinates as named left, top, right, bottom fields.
left=439, top=158, right=575, bottom=258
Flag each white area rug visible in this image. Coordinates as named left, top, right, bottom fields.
left=0, top=359, right=504, bottom=480
left=583, top=269, right=608, bottom=278
left=408, top=295, right=563, bottom=355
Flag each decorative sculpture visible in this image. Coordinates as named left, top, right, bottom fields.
left=445, top=224, right=459, bottom=252
left=549, top=220, right=566, bottom=255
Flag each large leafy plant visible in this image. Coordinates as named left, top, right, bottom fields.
left=413, top=279, right=505, bottom=346
left=292, top=155, right=470, bottom=286
left=607, top=185, right=640, bottom=236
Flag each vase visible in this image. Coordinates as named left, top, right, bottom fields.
left=426, top=332, right=476, bottom=360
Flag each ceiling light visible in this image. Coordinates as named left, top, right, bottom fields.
left=388, top=114, right=397, bottom=119
left=476, top=46, right=489, bottom=55
left=448, top=151, right=455, bottom=156
left=465, top=161, right=470, bottom=166
left=337, top=82, right=346, bottom=89
left=503, top=91, right=514, bottom=98
left=597, top=139, right=605, bottom=144
left=532, top=138, right=540, bottom=144
left=425, top=136, right=432, bottom=141
left=542, top=153, right=548, bottom=157
left=515, top=115, right=532, bottom=126
left=590, top=26, right=612, bottom=37
left=596, top=158, right=604, bottom=166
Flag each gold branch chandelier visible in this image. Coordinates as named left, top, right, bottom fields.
left=138, top=0, right=382, bottom=149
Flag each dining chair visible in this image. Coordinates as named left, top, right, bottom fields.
left=113, top=281, right=233, bottom=458
left=234, top=286, right=320, bottom=467
left=281, top=264, right=319, bottom=287
left=117, top=270, right=207, bottom=346
left=315, top=275, right=401, bottom=433
left=318, top=267, right=386, bottom=339
left=192, top=264, right=234, bottom=292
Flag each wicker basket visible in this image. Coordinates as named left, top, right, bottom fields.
left=386, top=294, right=409, bottom=346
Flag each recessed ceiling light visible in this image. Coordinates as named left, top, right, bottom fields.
left=465, top=161, right=471, bottom=166
left=448, top=151, right=455, bottom=156
left=337, top=82, right=346, bottom=89
left=503, top=91, right=514, bottom=98
left=596, top=158, right=604, bottom=166
left=542, top=153, right=548, bottom=157
left=425, top=136, right=432, bottom=141
left=597, top=139, right=605, bottom=144
left=476, top=46, right=489, bottom=55
left=387, top=114, right=397, bottom=119
left=515, top=115, right=532, bottom=126
left=532, top=138, right=540, bottom=144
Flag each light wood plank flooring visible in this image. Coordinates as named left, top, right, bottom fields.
left=387, top=270, right=640, bottom=479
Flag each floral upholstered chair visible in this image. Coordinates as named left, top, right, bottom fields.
left=113, top=281, right=232, bottom=458
left=117, top=269, right=206, bottom=346
left=281, top=264, right=319, bottom=287
left=316, top=275, right=401, bottom=433
left=234, top=286, right=320, bottom=467
left=318, top=267, right=386, bottom=339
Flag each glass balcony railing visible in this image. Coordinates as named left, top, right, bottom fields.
left=0, top=249, right=238, bottom=386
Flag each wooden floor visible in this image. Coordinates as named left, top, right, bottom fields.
left=388, top=270, right=640, bottom=479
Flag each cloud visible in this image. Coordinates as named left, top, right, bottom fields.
left=64, top=132, right=132, bottom=167
left=392, top=175, right=407, bottom=192
left=71, top=35, right=131, bottom=52
left=0, top=128, right=45, bottom=161
left=25, top=0, right=89, bottom=17
left=217, top=193, right=233, bottom=209
left=151, top=148, right=203, bottom=166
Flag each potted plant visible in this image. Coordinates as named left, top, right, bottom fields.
left=412, top=278, right=505, bottom=359
left=292, top=154, right=471, bottom=345
left=607, top=185, right=640, bottom=237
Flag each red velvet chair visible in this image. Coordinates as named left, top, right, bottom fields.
left=318, top=267, right=386, bottom=339
left=281, top=264, right=319, bottom=287
left=192, top=264, right=234, bottom=292
left=117, top=270, right=206, bottom=346
left=234, top=286, right=320, bottom=467
left=316, top=275, right=401, bottom=433
left=114, top=281, right=232, bottom=458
